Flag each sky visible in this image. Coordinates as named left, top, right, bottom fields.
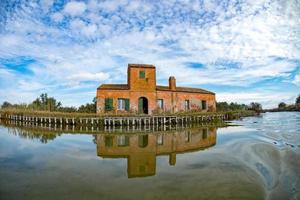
left=0, top=0, right=299, bottom=108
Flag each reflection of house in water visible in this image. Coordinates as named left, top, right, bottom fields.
left=96, top=128, right=216, bottom=178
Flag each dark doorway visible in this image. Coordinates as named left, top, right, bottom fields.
left=138, top=97, right=148, bottom=114
left=138, top=135, right=148, bottom=148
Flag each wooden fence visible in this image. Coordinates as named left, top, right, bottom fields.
left=0, top=113, right=228, bottom=127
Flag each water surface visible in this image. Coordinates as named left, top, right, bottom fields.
left=0, top=112, right=299, bottom=200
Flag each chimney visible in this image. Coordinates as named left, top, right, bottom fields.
left=169, top=153, right=176, bottom=166
left=169, top=76, right=176, bottom=90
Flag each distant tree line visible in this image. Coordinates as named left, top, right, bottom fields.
left=1, top=93, right=96, bottom=113
left=272, top=94, right=300, bottom=112
left=217, top=94, right=300, bottom=112
left=216, top=101, right=262, bottom=112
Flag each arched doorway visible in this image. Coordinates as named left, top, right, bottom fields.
left=138, top=97, right=148, bottom=114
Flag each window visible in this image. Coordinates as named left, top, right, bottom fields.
left=202, top=128, right=208, bottom=139
left=139, top=70, right=145, bottom=79
left=157, top=99, right=164, bottom=109
left=138, top=135, right=148, bottom=148
left=118, top=98, right=130, bottom=111
left=185, top=100, right=190, bottom=110
left=105, top=136, right=113, bottom=147
left=118, top=98, right=125, bottom=110
left=202, top=100, right=207, bottom=110
left=125, top=99, right=130, bottom=111
left=157, top=134, right=164, bottom=145
left=105, top=98, right=113, bottom=111
left=185, top=131, right=191, bottom=142
left=117, top=135, right=129, bottom=147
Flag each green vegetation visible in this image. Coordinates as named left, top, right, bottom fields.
left=1, top=93, right=96, bottom=113
left=216, top=101, right=262, bottom=112
left=278, top=102, right=286, bottom=109
left=296, top=94, right=300, bottom=104
left=248, top=102, right=263, bottom=112
left=265, top=94, right=300, bottom=112
left=216, top=102, right=248, bottom=111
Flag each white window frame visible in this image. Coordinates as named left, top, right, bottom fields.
left=118, top=98, right=126, bottom=110
left=185, top=100, right=190, bottom=110
left=157, top=99, right=164, bottom=109
left=117, top=135, right=128, bottom=147
left=157, top=134, right=164, bottom=145
left=185, top=131, right=191, bottom=142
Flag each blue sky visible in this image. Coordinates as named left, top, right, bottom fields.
left=0, top=0, right=299, bottom=108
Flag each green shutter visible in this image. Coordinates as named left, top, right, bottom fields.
left=109, top=98, right=113, bottom=110
left=125, top=99, right=130, bottom=111
left=139, top=71, right=145, bottom=79
left=125, top=136, right=129, bottom=146
left=105, top=136, right=113, bottom=147
left=202, top=129, right=207, bottom=139
left=105, top=98, right=113, bottom=111
left=139, top=98, right=143, bottom=113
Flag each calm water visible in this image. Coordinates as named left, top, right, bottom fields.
left=0, top=112, right=299, bottom=200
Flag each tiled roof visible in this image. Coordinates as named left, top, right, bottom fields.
left=98, top=84, right=214, bottom=94
left=156, top=85, right=215, bottom=94
left=97, top=84, right=128, bottom=90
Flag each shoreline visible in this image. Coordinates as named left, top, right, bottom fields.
left=0, top=109, right=258, bottom=127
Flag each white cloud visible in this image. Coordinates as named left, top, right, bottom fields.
left=293, top=74, right=300, bottom=85
left=69, top=19, right=97, bottom=37
left=0, top=67, right=14, bottom=78
left=40, top=0, right=54, bottom=11
left=0, top=0, right=299, bottom=106
left=95, top=0, right=124, bottom=12
left=18, top=80, right=46, bottom=91
left=82, top=24, right=98, bottom=36
left=63, top=1, right=87, bottom=16
left=70, top=18, right=85, bottom=29
left=67, top=72, right=110, bottom=82
left=125, top=0, right=153, bottom=13
left=203, top=0, right=217, bottom=11
left=51, top=12, right=64, bottom=22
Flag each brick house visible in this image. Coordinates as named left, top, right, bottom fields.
left=96, top=64, right=216, bottom=114
left=96, top=128, right=216, bottom=178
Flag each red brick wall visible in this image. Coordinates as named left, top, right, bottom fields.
left=128, top=66, right=156, bottom=92
left=156, top=91, right=216, bottom=112
left=96, top=89, right=158, bottom=113
left=97, top=90, right=130, bottom=113
left=97, top=89, right=216, bottom=114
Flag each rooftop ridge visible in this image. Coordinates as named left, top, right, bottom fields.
left=156, top=85, right=214, bottom=94
left=128, top=63, right=155, bottom=68
left=97, top=83, right=214, bottom=94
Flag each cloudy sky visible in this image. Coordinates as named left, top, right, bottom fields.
left=0, top=0, right=299, bottom=108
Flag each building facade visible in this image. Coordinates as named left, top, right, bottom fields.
left=96, top=64, right=216, bottom=114
left=97, top=127, right=216, bottom=178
